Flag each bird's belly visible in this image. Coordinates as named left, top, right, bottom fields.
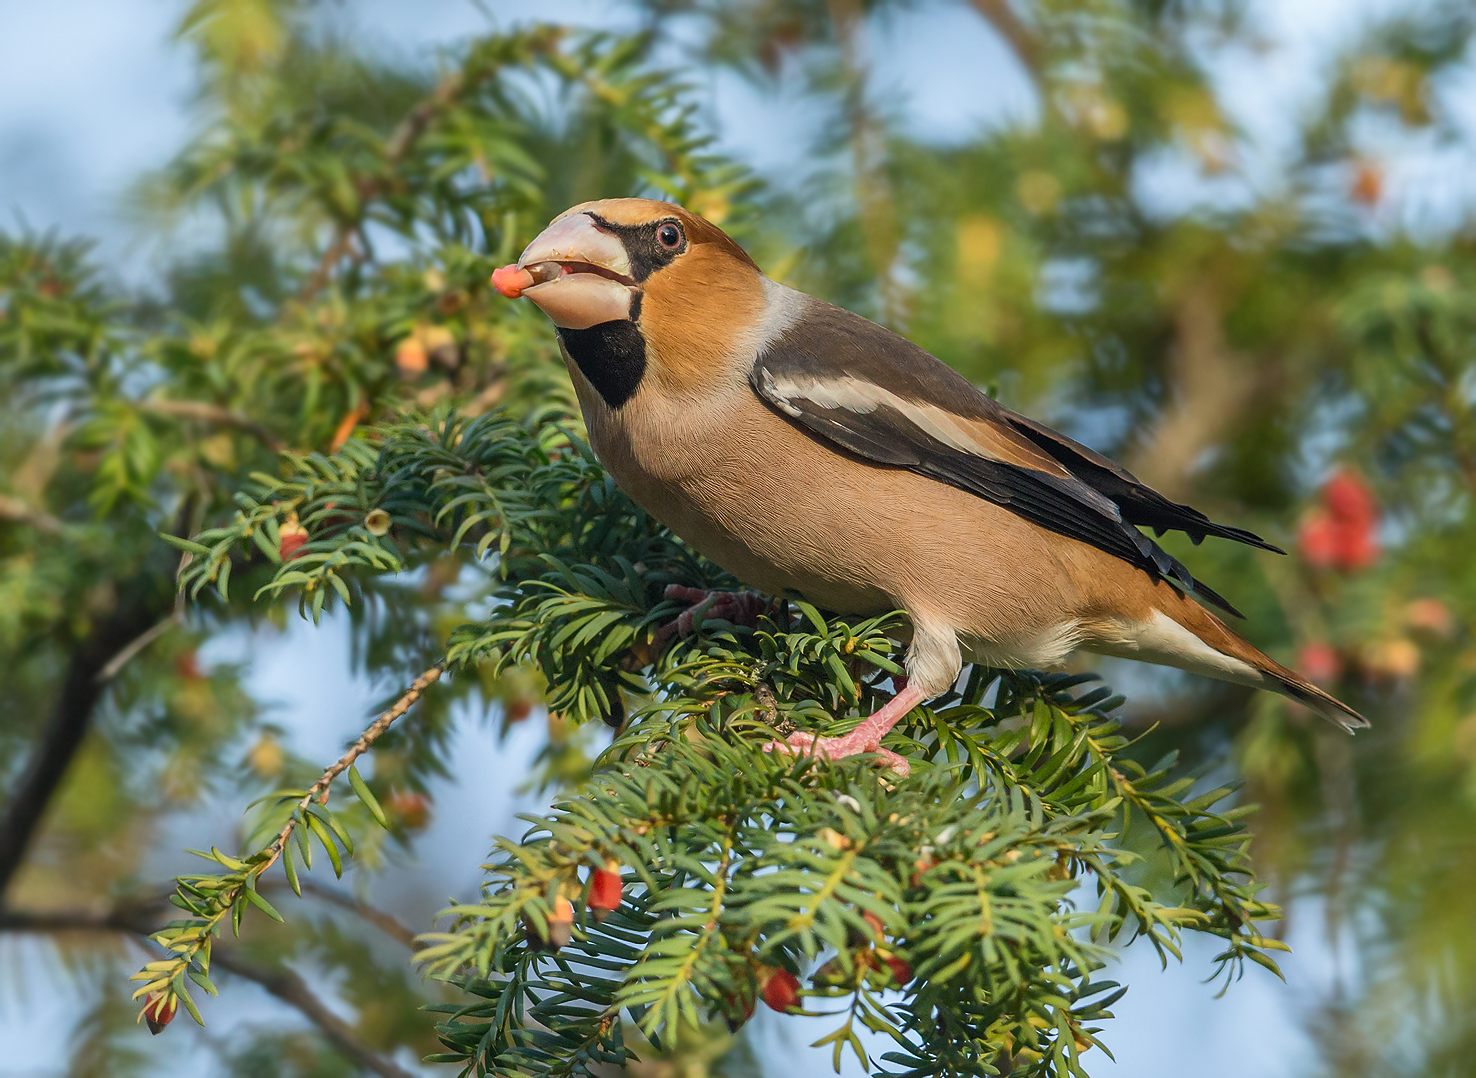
left=604, top=444, right=893, bottom=612
left=581, top=380, right=1093, bottom=645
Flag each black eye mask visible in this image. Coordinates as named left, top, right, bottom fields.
left=585, top=214, right=687, bottom=281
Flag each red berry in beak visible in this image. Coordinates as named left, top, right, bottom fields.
left=492, top=264, right=534, bottom=299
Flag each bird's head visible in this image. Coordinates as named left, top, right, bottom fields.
left=492, top=198, right=766, bottom=407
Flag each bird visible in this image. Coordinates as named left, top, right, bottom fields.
left=491, top=198, right=1366, bottom=774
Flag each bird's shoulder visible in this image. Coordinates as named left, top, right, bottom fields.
left=749, top=295, right=1084, bottom=482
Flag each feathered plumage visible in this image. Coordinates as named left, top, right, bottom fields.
left=493, top=198, right=1366, bottom=773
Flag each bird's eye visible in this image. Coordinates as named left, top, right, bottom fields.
left=657, top=222, right=683, bottom=249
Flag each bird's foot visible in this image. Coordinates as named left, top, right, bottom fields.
left=762, top=681, right=928, bottom=778
left=656, top=585, right=769, bottom=643
left=767, top=728, right=912, bottom=777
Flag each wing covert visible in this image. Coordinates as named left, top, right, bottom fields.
left=750, top=297, right=1273, bottom=616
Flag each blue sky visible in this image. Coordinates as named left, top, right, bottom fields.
left=0, top=0, right=1441, bottom=1075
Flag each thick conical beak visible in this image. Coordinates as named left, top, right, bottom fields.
left=490, top=213, right=637, bottom=330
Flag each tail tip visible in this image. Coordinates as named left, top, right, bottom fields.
left=1282, top=680, right=1369, bottom=732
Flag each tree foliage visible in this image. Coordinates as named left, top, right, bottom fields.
left=6, top=2, right=1476, bottom=1077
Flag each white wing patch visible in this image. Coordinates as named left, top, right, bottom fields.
left=757, top=368, right=1006, bottom=462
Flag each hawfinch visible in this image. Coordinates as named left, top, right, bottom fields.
left=492, top=199, right=1365, bottom=772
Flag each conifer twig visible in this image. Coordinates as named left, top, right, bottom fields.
left=0, top=906, right=415, bottom=1078
left=260, top=661, right=446, bottom=875
left=129, top=662, right=446, bottom=1023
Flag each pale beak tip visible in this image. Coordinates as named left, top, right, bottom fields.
left=492, top=264, right=534, bottom=299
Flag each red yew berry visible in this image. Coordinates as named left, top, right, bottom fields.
left=589, top=860, right=623, bottom=921
left=882, top=953, right=913, bottom=985
left=1324, top=469, right=1377, bottom=525
left=1299, top=469, right=1380, bottom=573
left=761, top=968, right=800, bottom=1012
left=278, top=514, right=309, bottom=561
left=1332, top=524, right=1379, bottom=571
left=863, top=911, right=886, bottom=940
left=1297, top=514, right=1339, bottom=568
left=143, top=992, right=177, bottom=1035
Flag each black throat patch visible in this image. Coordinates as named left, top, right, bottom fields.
left=558, top=321, right=648, bottom=409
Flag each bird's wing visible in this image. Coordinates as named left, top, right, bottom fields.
left=750, top=300, right=1273, bottom=616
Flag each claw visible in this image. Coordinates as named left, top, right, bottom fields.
left=655, top=586, right=770, bottom=645
left=760, top=683, right=927, bottom=779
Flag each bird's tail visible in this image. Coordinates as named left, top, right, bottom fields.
left=1162, top=598, right=1368, bottom=732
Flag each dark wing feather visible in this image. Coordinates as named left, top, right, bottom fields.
left=750, top=298, right=1271, bottom=617
left=1000, top=411, right=1285, bottom=553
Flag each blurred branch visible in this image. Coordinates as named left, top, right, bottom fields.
left=207, top=949, right=419, bottom=1078
left=142, top=399, right=287, bottom=453
left=828, top=0, right=905, bottom=323
left=300, top=62, right=491, bottom=300
left=1130, top=281, right=1263, bottom=499
left=0, top=600, right=164, bottom=900
left=384, top=70, right=467, bottom=165
left=0, top=905, right=417, bottom=1078
left=964, top=0, right=1043, bottom=78
left=0, top=493, right=64, bottom=535
left=295, top=880, right=422, bottom=951
left=96, top=616, right=179, bottom=683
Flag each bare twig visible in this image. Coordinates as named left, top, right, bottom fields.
left=0, top=493, right=64, bottom=534
left=259, top=663, right=446, bottom=878
left=142, top=399, right=286, bottom=453
left=208, top=949, right=419, bottom=1078
left=96, top=616, right=180, bottom=683
left=295, top=880, right=422, bottom=951
left=128, top=662, right=448, bottom=1005
left=0, top=906, right=416, bottom=1078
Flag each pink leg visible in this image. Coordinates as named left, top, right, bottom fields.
left=764, top=681, right=927, bottom=778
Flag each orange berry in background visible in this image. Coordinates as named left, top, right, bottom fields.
left=1297, top=641, right=1341, bottom=684
left=386, top=790, right=431, bottom=830
left=548, top=896, right=575, bottom=949
left=395, top=335, right=429, bottom=376
left=1406, top=598, right=1455, bottom=637
left=1350, top=159, right=1383, bottom=206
